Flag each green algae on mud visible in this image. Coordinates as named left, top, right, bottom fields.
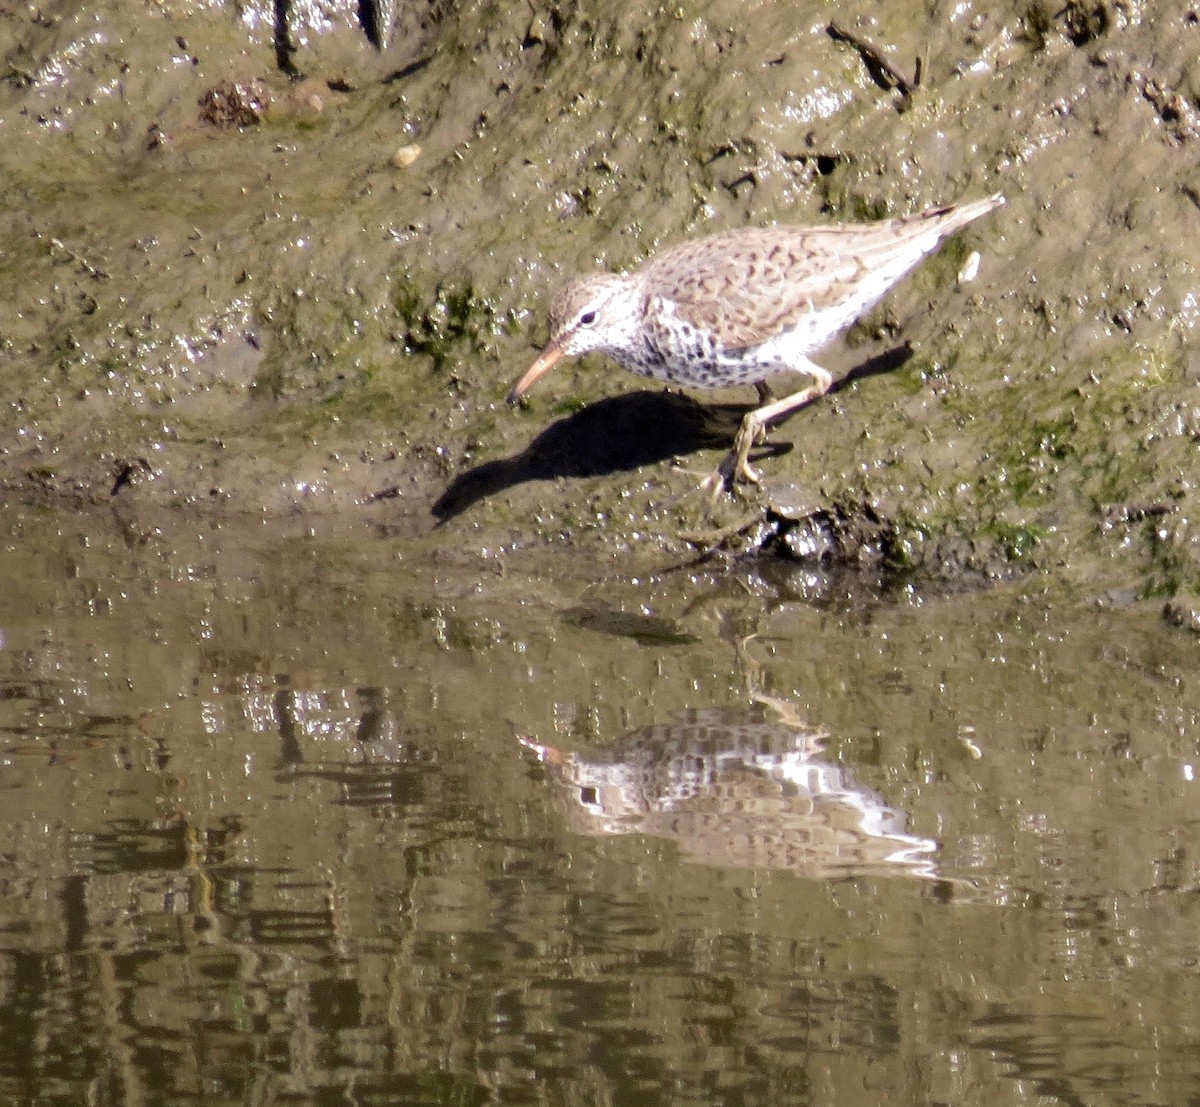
left=0, top=1, right=1198, bottom=595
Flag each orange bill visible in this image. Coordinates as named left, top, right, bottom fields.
left=506, top=342, right=565, bottom=405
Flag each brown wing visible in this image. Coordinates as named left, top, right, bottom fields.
left=644, top=198, right=1002, bottom=350
left=645, top=227, right=863, bottom=349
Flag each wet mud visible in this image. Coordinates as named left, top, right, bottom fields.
left=1, top=0, right=1198, bottom=597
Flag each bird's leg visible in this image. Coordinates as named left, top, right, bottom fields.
left=733, top=365, right=834, bottom=482
left=703, top=360, right=834, bottom=494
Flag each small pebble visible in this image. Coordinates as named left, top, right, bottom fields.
left=957, top=250, right=981, bottom=285
left=391, top=143, right=422, bottom=169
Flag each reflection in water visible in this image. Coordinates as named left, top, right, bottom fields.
left=1, top=509, right=1200, bottom=1105
left=521, top=710, right=938, bottom=881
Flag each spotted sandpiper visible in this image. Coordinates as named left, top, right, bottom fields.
left=508, top=194, right=1003, bottom=489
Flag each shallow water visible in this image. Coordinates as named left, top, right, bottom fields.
left=0, top=503, right=1197, bottom=1106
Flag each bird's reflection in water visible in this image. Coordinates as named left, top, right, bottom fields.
left=521, top=710, right=937, bottom=882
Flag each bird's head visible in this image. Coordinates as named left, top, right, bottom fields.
left=506, top=273, right=638, bottom=403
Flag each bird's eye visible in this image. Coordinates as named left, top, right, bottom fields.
left=579, top=310, right=597, bottom=326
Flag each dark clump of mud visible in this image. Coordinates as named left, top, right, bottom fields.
left=0, top=1, right=1198, bottom=599
left=680, top=492, right=1025, bottom=597
left=765, top=500, right=905, bottom=569
left=197, top=79, right=272, bottom=128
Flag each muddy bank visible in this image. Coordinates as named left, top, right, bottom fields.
left=0, top=0, right=1198, bottom=594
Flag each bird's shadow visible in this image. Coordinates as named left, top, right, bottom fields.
left=428, top=345, right=911, bottom=523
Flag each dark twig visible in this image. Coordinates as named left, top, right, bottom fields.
left=828, top=21, right=920, bottom=104
left=273, top=0, right=300, bottom=76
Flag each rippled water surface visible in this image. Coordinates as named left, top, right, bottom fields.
left=0, top=504, right=1197, bottom=1106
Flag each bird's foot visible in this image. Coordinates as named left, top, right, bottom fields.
left=706, top=371, right=834, bottom=493
left=678, top=409, right=786, bottom=498
left=719, top=415, right=768, bottom=492
left=698, top=449, right=760, bottom=500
